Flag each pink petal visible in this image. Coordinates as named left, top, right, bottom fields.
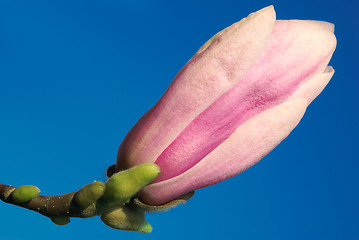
left=153, top=20, right=336, bottom=183
left=116, top=6, right=276, bottom=170
left=140, top=67, right=335, bottom=205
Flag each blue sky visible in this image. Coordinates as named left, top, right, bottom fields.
left=0, top=0, right=358, bottom=239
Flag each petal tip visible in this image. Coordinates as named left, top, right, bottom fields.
left=324, top=66, right=335, bottom=74
left=257, top=5, right=276, bottom=20
left=320, top=21, right=335, bottom=33
left=264, top=5, right=275, bottom=11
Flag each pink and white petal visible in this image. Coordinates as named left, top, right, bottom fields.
left=153, top=20, right=336, bottom=182
left=140, top=68, right=335, bottom=205
left=289, top=66, right=334, bottom=104
left=116, top=6, right=276, bottom=169
left=140, top=98, right=308, bottom=205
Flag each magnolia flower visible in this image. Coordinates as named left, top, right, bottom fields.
left=115, top=6, right=337, bottom=206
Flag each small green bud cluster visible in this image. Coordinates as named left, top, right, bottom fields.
left=97, top=163, right=160, bottom=232
left=2, top=163, right=192, bottom=233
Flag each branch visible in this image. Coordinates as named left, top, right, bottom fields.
left=0, top=164, right=159, bottom=232
left=0, top=184, right=79, bottom=217
left=1, top=163, right=194, bottom=232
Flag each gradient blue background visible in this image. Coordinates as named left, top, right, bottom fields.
left=0, top=0, right=358, bottom=239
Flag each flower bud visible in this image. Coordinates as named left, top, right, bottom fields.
left=116, top=6, right=336, bottom=206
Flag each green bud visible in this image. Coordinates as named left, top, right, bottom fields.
left=11, top=185, right=40, bottom=203
left=75, top=181, right=105, bottom=209
left=100, top=205, right=150, bottom=232
left=51, top=216, right=70, bottom=225
left=102, top=163, right=160, bottom=205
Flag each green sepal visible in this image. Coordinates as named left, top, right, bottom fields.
left=100, top=205, right=150, bottom=232
left=10, top=185, right=40, bottom=203
left=136, top=221, right=152, bottom=233
left=101, top=163, right=160, bottom=206
left=75, top=181, right=105, bottom=209
left=132, top=191, right=194, bottom=212
left=51, top=216, right=70, bottom=225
